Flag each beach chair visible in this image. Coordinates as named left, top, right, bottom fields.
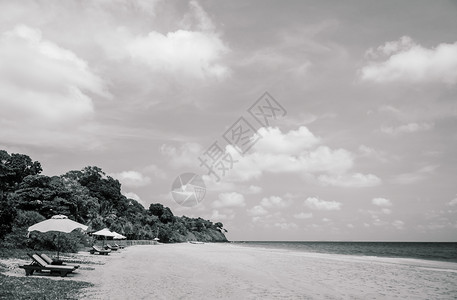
left=113, top=243, right=125, bottom=249
left=104, top=243, right=119, bottom=251
left=19, top=254, right=76, bottom=277
left=90, top=245, right=111, bottom=255
left=38, top=253, right=80, bottom=269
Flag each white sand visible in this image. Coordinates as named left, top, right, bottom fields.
left=78, top=243, right=457, bottom=299
left=3, top=244, right=456, bottom=299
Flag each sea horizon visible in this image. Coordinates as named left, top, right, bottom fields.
left=232, top=241, right=457, bottom=263
left=233, top=240, right=457, bottom=243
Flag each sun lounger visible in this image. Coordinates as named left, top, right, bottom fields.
left=113, top=243, right=125, bottom=249
left=90, top=245, right=111, bottom=255
left=38, top=253, right=80, bottom=269
left=19, top=254, right=76, bottom=277
left=104, top=243, right=119, bottom=251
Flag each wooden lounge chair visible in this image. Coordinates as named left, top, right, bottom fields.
left=38, top=253, right=80, bottom=269
left=19, top=254, right=76, bottom=277
left=90, top=245, right=111, bottom=255
left=104, top=243, right=119, bottom=251
left=113, top=243, right=125, bottom=249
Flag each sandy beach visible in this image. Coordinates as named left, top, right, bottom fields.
left=3, top=243, right=457, bottom=299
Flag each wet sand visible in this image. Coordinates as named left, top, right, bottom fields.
left=3, top=243, right=457, bottom=299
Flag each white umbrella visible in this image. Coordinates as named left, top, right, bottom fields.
left=112, top=231, right=126, bottom=240
left=28, top=215, right=88, bottom=259
left=92, top=228, right=117, bottom=246
left=91, top=228, right=117, bottom=237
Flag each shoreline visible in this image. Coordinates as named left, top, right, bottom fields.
left=231, top=241, right=457, bottom=264
left=82, top=243, right=457, bottom=299
left=2, top=243, right=457, bottom=299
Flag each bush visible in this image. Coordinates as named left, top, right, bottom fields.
left=1, top=210, right=90, bottom=253
left=0, top=196, right=17, bottom=240
left=1, top=210, right=44, bottom=248
left=27, top=230, right=90, bottom=253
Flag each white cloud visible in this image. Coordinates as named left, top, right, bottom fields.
left=253, top=126, right=320, bottom=154
left=196, top=126, right=379, bottom=189
left=247, top=195, right=291, bottom=221
left=223, top=126, right=380, bottom=188
left=111, top=170, right=151, bottom=187
left=318, top=173, right=381, bottom=187
left=392, top=220, right=405, bottom=230
left=358, top=145, right=377, bottom=156
left=293, top=212, right=313, bottom=219
left=124, top=192, right=146, bottom=208
left=366, top=36, right=413, bottom=57
left=0, top=25, right=108, bottom=122
left=0, top=25, right=109, bottom=148
left=382, top=208, right=392, bottom=215
left=213, top=192, right=246, bottom=208
left=304, top=197, right=341, bottom=211
left=161, top=142, right=203, bottom=168
left=235, top=23, right=321, bottom=77
left=124, top=192, right=141, bottom=201
left=274, top=222, right=297, bottom=230
left=378, top=103, right=457, bottom=125
left=247, top=185, right=263, bottom=194
left=127, top=30, right=228, bottom=79
left=358, top=145, right=388, bottom=162
left=391, top=165, right=438, bottom=185
left=210, top=209, right=234, bottom=221
left=260, top=196, right=289, bottom=208
left=202, top=175, right=238, bottom=192
left=448, top=197, right=457, bottom=206
left=143, top=164, right=166, bottom=179
left=182, top=0, right=216, bottom=32
left=360, top=36, right=457, bottom=85
left=228, top=145, right=355, bottom=182
left=126, top=2, right=229, bottom=80
left=381, top=122, right=434, bottom=135
left=372, top=197, right=392, bottom=207
left=247, top=205, right=268, bottom=216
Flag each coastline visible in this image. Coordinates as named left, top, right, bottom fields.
left=231, top=241, right=457, bottom=263
left=80, top=243, right=457, bottom=299
left=2, top=243, right=457, bottom=299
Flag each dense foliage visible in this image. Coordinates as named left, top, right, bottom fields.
left=0, top=150, right=227, bottom=251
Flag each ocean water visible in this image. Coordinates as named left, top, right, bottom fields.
left=234, top=241, right=457, bottom=263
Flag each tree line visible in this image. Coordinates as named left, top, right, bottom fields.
left=0, top=150, right=227, bottom=252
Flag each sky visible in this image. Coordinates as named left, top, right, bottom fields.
left=1, top=0, right=456, bottom=242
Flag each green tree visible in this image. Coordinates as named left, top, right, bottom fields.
left=87, top=216, right=105, bottom=231
left=61, top=177, right=100, bottom=223
left=0, top=196, right=17, bottom=240
left=0, top=151, right=42, bottom=192
left=64, top=167, right=129, bottom=218
left=12, top=175, right=78, bottom=219
left=3, top=210, right=45, bottom=248
left=157, top=223, right=173, bottom=242
left=148, top=203, right=174, bottom=224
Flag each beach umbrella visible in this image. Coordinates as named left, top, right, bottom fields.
left=92, top=228, right=117, bottom=246
left=28, top=214, right=88, bottom=259
left=112, top=231, right=126, bottom=240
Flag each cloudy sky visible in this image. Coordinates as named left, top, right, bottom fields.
left=1, top=0, right=456, bottom=241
